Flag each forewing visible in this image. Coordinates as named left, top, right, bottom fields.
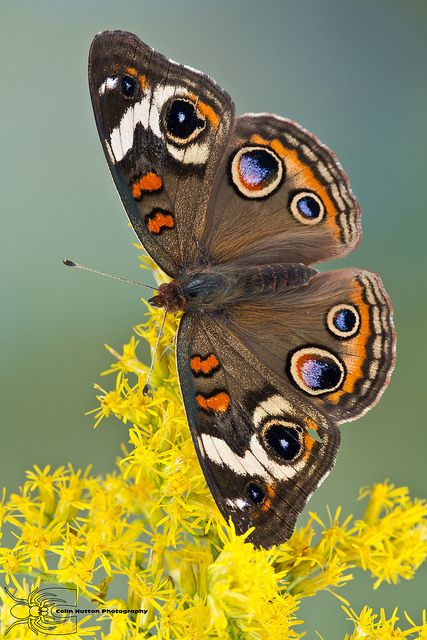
left=89, top=30, right=234, bottom=276
left=176, top=313, right=340, bottom=548
left=201, top=114, right=361, bottom=266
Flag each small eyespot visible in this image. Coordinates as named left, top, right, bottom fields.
left=246, top=482, right=266, bottom=505
left=164, top=98, right=206, bottom=144
left=327, top=304, right=360, bottom=339
left=231, top=146, right=283, bottom=199
left=289, top=190, right=325, bottom=225
left=264, top=422, right=302, bottom=461
left=288, top=346, right=345, bottom=395
left=121, top=75, right=136, bottom=98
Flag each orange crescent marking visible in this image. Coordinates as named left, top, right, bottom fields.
left=190, top=356, right=202, bottom=372
left=146, top=212, right=174, bottom=234
left=261, top=499, right=271, bottom=512
left=328, top=280, right=370, bottom=404
left=250, top=134, right=340, bottom=241
left=190, top=354, right=220, bottom=375
left=138, top=74, right=148, bottom=91
left=187, top=93, right=220, bottom=128
left=195, top=395, right=208, bottom=410
left=131, top=172, right=163, bottom=199
left=261, top=483, right=276, bottom=512
left=196, top=392, right=230, bottom=413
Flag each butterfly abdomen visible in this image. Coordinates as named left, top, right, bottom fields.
left=238, top=264, right=317, bottom=298
left=176, top=263, right=317, bottom=311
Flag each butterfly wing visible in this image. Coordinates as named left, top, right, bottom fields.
left=201, top=114, right=361, bottom=266
left=88, top=30, right=234, bottom=276
left=176, top=312, right=340, bottom=547
left=224, top=268, right=396, bottom=423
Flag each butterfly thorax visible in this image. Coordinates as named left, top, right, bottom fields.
left=149, top=263, right=317, bottom=313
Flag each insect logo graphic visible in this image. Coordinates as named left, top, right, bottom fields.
left=3, top=586, right=77, bottom=636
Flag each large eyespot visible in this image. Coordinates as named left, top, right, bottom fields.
left=327, top=304, right=360, bottom=339
left=121, top=75, right=137, bottom=99
left=231, top=146, right=283, bottom=198
left=288, top=346, right=345, bottom=395
left=289, top=190, right=325, bottom=225
left=246, top=482, right=266, bottom=505
left=163, top=98, right=206, bottom=144
left=263, top=420, right=302, bottom=462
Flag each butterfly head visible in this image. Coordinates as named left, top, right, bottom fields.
left=149, top=280, right=187, bottom=313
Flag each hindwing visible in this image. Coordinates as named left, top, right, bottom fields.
left=177, top=313, right=341, bottom=547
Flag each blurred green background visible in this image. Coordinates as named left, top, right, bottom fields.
left=1, top=0, right=426, bottom=636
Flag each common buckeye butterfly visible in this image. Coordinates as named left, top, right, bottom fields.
left=87, top=30, right=395, bottom=548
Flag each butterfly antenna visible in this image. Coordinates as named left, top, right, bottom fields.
left=143, top=305, right=168, bottom=395
left=63, top=259, right=157, bottom=291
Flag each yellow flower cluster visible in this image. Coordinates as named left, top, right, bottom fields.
left=0, top=255, right=426, bottom=639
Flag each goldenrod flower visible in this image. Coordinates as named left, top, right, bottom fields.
left=342, top=606, right=427, bottom=639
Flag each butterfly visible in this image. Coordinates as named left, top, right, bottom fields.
left=88, top=30, right=396, bottom=548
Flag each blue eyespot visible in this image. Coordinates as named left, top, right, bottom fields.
left=239, top=150, right=278, bottom=188
left=231, top=145, right=283, bottom=198
left=288, top=347, right=345, bottom=395
left=265, top=424, right=301, bottom=461
left=121, top=75, right=136, bottom=98
left=297, top=196, right=321, bottom=219
left=247, top=482, right=265, bottom=505
left=290, top=191, right=324, bottom=224
left=300, top=358, right=341, bottom=391
left=335, top=308, right=356, bottom=332
left=327, top=304, right=360, bottom=338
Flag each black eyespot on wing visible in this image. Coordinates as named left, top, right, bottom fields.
left=297, top=195, right=321, bottom=219
left=265, top=424, right=301, bottom=461
left=337, top=308, right=355, bottom=330
left=121, top=75, right=136, bottom=98
left=308, top=360, right=340, bottom=389
left=238, top=149, right=279, bottom=185
left=230, top=145, right=284, bottom=199
left=288, top=346, right=346, bottom=395
left=165, top=99, right=205, bottom=141
left=247, top=482, right=266, bottom=505
left=289, top=190, right=325, bottom=224
left=326, top=304, right=361, bottom=339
